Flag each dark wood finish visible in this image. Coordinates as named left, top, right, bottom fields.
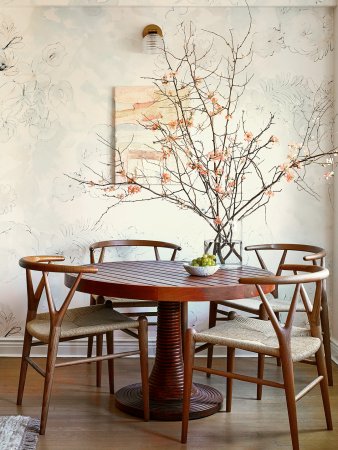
left=65, top=261, right=273, bottom=302
left=88, top=239, right=182, bottom=387
left=66, top=261, right=274, bottom=420
left=17, top=255, right=149, bottom=434
left=226, top=347, right=235, bottom=412
left=207, top=243, right=333, bottom=388
left=115, top=301, right=222, bottom=420
left=182, top=264, right=333, bottom=450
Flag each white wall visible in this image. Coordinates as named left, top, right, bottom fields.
left=0, top=1, right=336, bottom=356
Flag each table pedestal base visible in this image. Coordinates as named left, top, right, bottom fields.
left=115, top=382, right=222, bottom=421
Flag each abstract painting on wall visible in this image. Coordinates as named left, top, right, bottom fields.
left=114, top=86, right=178, bottom=183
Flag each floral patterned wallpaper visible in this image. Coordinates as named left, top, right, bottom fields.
left=0, top=3, right=334, bottom=345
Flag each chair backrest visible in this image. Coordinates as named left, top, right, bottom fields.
left=89, top=240, right=182, bottom=264
left=239, top=264, right=329, bottom=344
left=245, top=244, right=326, bottom=297
left=19, top=256, right=98, bottom=327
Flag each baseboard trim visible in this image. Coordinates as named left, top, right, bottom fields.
left=0, top=337, right=158, bottom=358
left=0, top=337, right=249, bottom=358
left=331, top=338, right=338, bottom=364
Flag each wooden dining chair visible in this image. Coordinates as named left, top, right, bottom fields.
left=87, top=239, right=182, bottom=386
left=206, top=244, right=333, bottom=390
left=17, top=256, right=149, bottom=435
left=181, top=264, right=332, bottom=450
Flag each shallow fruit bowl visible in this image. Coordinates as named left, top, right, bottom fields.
left=183, top=264, right=220, bottom=277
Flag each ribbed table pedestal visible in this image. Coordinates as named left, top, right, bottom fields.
left=115, top=302, right=223, bottom=420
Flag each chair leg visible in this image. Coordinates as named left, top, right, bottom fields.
left=320, top=291, right=333, bottom=386
left=87, top=336, right=94, bottom=358
left=256, top=353, right=264, bottom=400
left=87, top=295, right=97, bottom=358
left=138, top=316, right=149, bottom=421
left=315, top=345, right=333, bottom=430
left=280, top=352, right=299, bottom=450
left=17, top=330, right=33, bottom=405
left=226, top=347, right=235, bottom=412
left=206, top=302, right=218, bottom=377
left=181, top=302, right=188, bottom=357
left=40, top=328, right=60, bottom=435
left=96, top=334, right=103, bottom=388
left=275, top=313, right=281, bottom=367
left=181, top=328, right=196, bottom=444
left=106, top=332, right=114, bottom=394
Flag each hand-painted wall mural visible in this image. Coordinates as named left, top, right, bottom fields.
left=0, top=3, right=334, bottom=346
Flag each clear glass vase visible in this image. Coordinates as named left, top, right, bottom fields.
left=204, top=221, right=243, bottom=268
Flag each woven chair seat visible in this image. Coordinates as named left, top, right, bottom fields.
left=195, top=316, right=321, bottom=362
left=218, top=296, right=306, bottom=314
left=27, top=304, right=139, bottom=343
left=103, top=297, right=158, bottom=308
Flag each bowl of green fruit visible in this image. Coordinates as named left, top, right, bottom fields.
left=184, top=254, right=219, bottom=276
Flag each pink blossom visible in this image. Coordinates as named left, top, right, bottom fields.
left=161, top=172, right=171, bottom=183
left=279, top=163, right=289, bottom=172
left=168, top=120, right=178, bottom=129
left=181, top=118, right=193, bottom=127
left=161, top=148, right=172, bottom=160
left=269, top=135, right=279, bottom=143
left=214, top=216, right=222, bottom=225
left=288, top=142, right=301, bottom=151
left=127, top=185, right=141, bottom=194
left=225, top=114, right=233, bottom=120
left=214, top=184, right=225, bottom=195
left=264, top=189, right=274, bottom=197
left=103, top=186, right=115, bottom=193
left=227, top=179, right=236, bottom=188
left=324, top=171, right=334, bottom=180
left=208, top=150, right=225, bottom=161
left=196, top=163, right=208, bottom=176
left=215, top=168, right=224, bottom=175
left=166, top=134, right=179, bottom=142
left=244, top=131, right=253, bottom=142
left=285, top=172, right=294, bottom=183
left=151, top=123, right=160, bottom=131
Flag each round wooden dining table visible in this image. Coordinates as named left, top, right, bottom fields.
left=65, top=260, right=273, bottom=421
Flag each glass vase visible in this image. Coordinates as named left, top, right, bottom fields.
left=204, top=221, right=243, bottom=268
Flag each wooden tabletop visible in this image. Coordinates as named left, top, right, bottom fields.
left=65, top=260, right=273, bottom=302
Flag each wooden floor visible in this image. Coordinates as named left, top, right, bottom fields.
left=0, top=356, right=337, bottom=449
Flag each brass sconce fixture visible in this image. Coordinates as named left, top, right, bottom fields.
left=142, top=24, right=163, bottom=54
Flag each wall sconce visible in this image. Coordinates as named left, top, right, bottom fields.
left=142, top=24, right=163, bottom=54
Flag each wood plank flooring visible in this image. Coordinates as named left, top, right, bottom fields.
left=0, top=356, right=337, bottom=449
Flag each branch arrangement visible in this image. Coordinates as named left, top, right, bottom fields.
left=71, top=20, right=337, bottom=260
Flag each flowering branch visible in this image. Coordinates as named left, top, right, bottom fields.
left=70, top=19, right=337, bottom=260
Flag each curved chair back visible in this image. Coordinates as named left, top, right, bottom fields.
left=19, top=255, right=98, bottom=326
left=239, top=264, right=329, bottom=342
left=245, top=244, right=326, bottom=298
left=89, top=239, right=182, bottom=264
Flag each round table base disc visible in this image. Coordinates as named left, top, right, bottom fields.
left=115, top=383, right=223, bottom=421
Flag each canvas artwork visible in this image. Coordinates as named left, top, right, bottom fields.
left=114, top=86, right=178, bottom=183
